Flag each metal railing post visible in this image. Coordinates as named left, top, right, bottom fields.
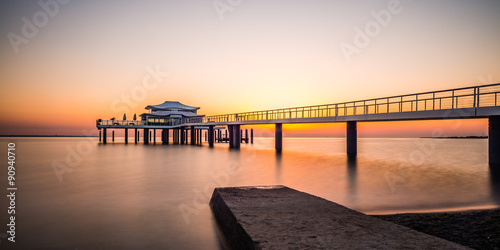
left=477, top=87, right=480, bottom=107
left=452, top=90, right=455, bottom=109
left=433, top=93, right=435, bottom=110
left=400, top=96, right=402, bottom=112
left=415, top=95, right=418, bottom=111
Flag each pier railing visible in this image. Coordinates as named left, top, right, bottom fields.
left=97, top=120, right=146, bottom=126
left=97, top=117, right=204, bottom=127
left=201, top=83, right=500, bottom=123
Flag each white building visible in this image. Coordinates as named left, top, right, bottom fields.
left=140, top=101, right=204, bottom=125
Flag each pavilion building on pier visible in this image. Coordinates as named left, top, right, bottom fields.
left=140, top=101, right=204, bottom=125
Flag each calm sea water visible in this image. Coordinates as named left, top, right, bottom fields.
left=1, top=137, right=499, bottom=249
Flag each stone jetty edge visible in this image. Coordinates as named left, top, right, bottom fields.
left=209, top=185, right=469, bottom=249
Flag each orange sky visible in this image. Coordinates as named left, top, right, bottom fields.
left=0, top=1, right=499, bottom=136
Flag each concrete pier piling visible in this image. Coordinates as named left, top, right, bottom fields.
left=210, top=186, right=467, bottom=249
left=229, top=126, right=233, bottom=147
left=144, top=128, right=149, bottom=144
left=99, top=130, right=101, bottom=142
left=198, top=130, right=201, bottom=143
left=275, top=123, right=282, bottom=153
left=112, top=130, right=115, bottom=142
left=135, top=128, right=138, bottom=144
left=490, top=116, right=500, bottom=165
left=190, top=127, right=196, bottom=145
left=229, top=125, right=241, bottom=149
left=167, top=129, right=170, bottom=144
left=209, top=125, right=214, bottom=147
left=347, top=121, right=357, bottom=158
left=181, top=128, right=185, bottom=145
left=251, top=128, right=253, bottom=144
left=102, top=128, right=107, bottom=144
left=162, top=129, right=168, bottom=144
left=125, top=129, right=128, bottom=144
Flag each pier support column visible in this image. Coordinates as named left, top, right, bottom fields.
left=154, top=129, right=156, bottom=144
left=99, top=130, right=101, bottom=142
left=209, top=125, right=214, bottom=147
left=177, top=129, right=181, bottom=144
left=275, top=123, right=282, bottom=153
left=347, top=121, right=357, bottom=158
left=489, top=116, right=500, bottom=165
left=230, top=125, right=241, bottom=149
left=144, top=128, right=149, bottom=144
left=236, top=126, right=241, bottom=147
left=162, top=129, right=168, bottom=145
left=181, top=128, right=185, bottom=145
left=166, top=129, right=170, bottom=144
left=198, top=129, right=202, bottom=144
left=251, top=128, right=254, bottom=144
left=245, top=129, right=249, bottom=143
left=179, top=129, right=182, bottom=144
left=112, top=130, right=115, bottom=142
left=134, top=128, right=138, bottom=144
left=103, top=128, right=107, bottom=144
left=190, top=127, right=196, bottom=145
left=125, top=129, right=128, bottom=144
left=228, top=126, right=234, bottom=147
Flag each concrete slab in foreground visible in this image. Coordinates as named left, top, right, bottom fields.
left=209, top=185, right=468, bottom=249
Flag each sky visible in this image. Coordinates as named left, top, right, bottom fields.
left=0, top=0, right=499, bottom=136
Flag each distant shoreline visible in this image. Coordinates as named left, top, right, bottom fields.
left=0, top=135, right=488, bottom=139
left=0, top=135, right=98, bottom=138
left=421, top=136, right=487, bottom=139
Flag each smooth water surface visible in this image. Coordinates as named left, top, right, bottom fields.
left=0, top=137, right=498, bottom=249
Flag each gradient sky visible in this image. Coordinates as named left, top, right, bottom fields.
left=0, top=0, right=499, bottom=136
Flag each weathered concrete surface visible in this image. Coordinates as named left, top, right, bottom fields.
left=209, top=186, right=468, bottom=249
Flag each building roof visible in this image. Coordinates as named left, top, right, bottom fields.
left=140, top=111, right=204, bottom=118
left=145, top=101, right=200, bottom=111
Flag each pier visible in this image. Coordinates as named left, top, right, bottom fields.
left=96, top=83, right=500, bottom=164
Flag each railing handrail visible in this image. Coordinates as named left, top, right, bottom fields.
left=97, top=83, right=500, bottom=126
left=201, top=83, right=500, bottom=122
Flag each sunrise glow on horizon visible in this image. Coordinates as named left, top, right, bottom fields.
left=1, top=0, right=499, bottom=136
